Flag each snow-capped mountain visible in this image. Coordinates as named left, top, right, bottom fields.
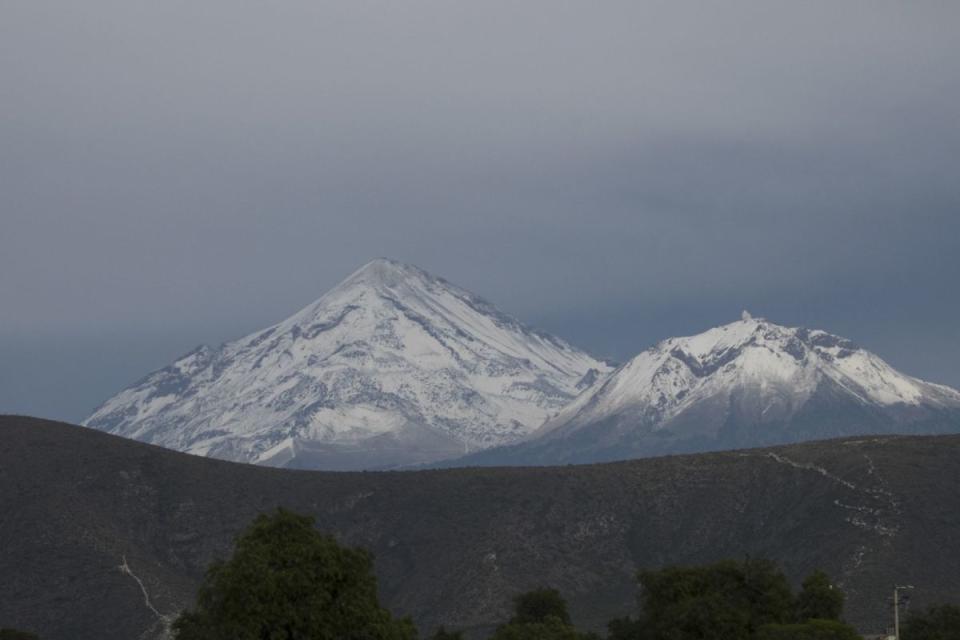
left=456, top=312, right=960, bottom=465
left=83, top=259, right=612, bottom=470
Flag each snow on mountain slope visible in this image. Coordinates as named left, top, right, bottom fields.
left=83, top=259, right=612, bottom=470
left=455, top=313, right=960, bottom=466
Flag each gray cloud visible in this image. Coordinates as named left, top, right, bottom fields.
left=2, top=1, right=959, bottom=420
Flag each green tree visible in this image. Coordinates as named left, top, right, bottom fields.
left=606, top=616, right=651, bottom=640
left=618, top=561, right=851, bottom=640
left=757, top=619, right=861, bottom=640
left=637, top=558, right=795, bottom=640
left=901, top=604, right=960, bottom=640
left=0, top=630, right=40, bottom=640
left=796, top=572, right=844, bottom=621
left=511, top=589, right=572, bottom=626
left=172, top=508, right=416, bottom=640
left=490, top=589, right=595, bottom=640
left=492, top=618, right=594, bottom=640
left=428, top=627, right=463, bottom=640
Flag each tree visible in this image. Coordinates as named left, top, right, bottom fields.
left=606, top=616, right=651, bottom=640
left=490, top=589, right=596, bottom=640
left=0, top=630, right=40, bottom=640
left=796, top=571, right=844, bottom=621
left=491, top=618, right=594, bottom=640
left=757, top=619, right=861, bottom=640
left=901, top=604, right=960, bottom=640
left=511, top=589, right=572, bottom=626
left=637, top=558, right=796, bottom=640
left=428, top=627, right=463, bottom=640
left=172, top=508, right=416, bottom=640
left=618, top=560, right=850, bottom=640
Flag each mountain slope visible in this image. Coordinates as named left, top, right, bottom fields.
left=4, top=416, right=960, bottom=640
left=83, top=259, right=611, bottom=470
left=461, top=313, right=960, bottom=465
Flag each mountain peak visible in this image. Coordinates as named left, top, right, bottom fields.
left=288, top=258, right=447, bottom=327
left=338, top=257, right=434, bottom=290
left=508, top=316, right=960, bottom=465
left=356, top=257, right=420, bottom=276
left=84, top=260, right=611, bottom=470
left=663, top=313, right=784, bottom=360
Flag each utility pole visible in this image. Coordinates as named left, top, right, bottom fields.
left=894, top=584, right=914, bottom=640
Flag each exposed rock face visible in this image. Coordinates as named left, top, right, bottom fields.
left=83, top=259, right=611, bottom=470
left=3, top=417, right=960, bottom=640
left=462, top=315, right=960, bottom=465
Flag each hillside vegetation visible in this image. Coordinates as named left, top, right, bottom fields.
left=2, top=416, right=960, bottom=639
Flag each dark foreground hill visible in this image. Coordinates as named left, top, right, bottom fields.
left=2, top=416, right=959, bottom=639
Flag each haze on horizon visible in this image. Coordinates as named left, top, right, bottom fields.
left=2, top=1, right=959, bottom=422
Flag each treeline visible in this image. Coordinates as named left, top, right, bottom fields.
left=11, top=509, right=957, bottom=640
left=168, top=509, right=959, bottom=640
left=433, top=560, right=855, bottom=640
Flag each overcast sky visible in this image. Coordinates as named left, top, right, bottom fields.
left=2, top=1, right=959, bottom=422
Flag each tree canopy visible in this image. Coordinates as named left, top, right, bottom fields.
left=172, top=508, right=416, bottom=640
left=901, top=604, right=960, bottom=640
left=490, top=588, right=596, bottom=640
left=637, top=558, right=796, bottom=640
left=510, top=589, right=573, bottom=626
left=428, top=627, right=464, bottom=640
left=607, top=560, right=859, bottom=640
left=0, top=630, right=40, bottom=640
left=796, top=571, right=844, bottom=622
left=757, top=619, right=862, bottom=640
